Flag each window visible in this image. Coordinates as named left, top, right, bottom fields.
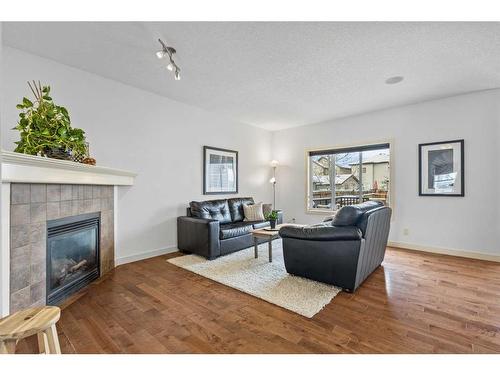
left=307, top=143, right=391, bottom=211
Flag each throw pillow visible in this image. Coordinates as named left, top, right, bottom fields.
left=243, top=202, right=265, bottom=221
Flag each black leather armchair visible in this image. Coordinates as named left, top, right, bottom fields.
left=279, top=201, right=391, bottom=292
left=177, top=197, right=283, bottom=259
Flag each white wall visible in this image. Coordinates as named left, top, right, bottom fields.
left=272, top=90, right=500, bottom=257
left=1, top=47, right=273, bottom=264
left=2, top=46, right=499, bottom=262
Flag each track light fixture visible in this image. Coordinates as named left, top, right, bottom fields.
left=156, top=38, right=181, bottom=81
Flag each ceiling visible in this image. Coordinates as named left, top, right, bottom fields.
left=3, top=22, right=500, bottom=131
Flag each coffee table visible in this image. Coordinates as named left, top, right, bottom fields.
left=251, top=224, right=288, bottom=262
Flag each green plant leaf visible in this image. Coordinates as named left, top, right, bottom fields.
left=59, top=107, right=69, bottom=117
left=14, top=82, right=87, bottom=158
left=22, top=97, right=33, bottom=107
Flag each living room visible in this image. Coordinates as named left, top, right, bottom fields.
left=1, top=1, right=500, bottom=372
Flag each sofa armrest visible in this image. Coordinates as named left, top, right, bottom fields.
left=279, top=224, right=362, bottom=241
left=177, top=216, right=220, bottom=259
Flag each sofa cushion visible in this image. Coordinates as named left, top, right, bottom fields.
left=332, top=201, right=383, bottom=226
left=190, top=199, right=232, bottom=224
left=219, top=222, right=254, bottom=240
left=228, top=197, right=254, bottom=222
left=246, top=220, right=271, bottom=230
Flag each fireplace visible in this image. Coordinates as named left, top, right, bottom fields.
left=46, top=212, right=100, bottom=305
left=6, top=180, right=121, bottom=315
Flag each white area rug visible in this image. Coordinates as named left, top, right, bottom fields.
left=167, top=239, right=341, bottom=318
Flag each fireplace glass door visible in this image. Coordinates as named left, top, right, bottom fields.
left=47, top=212, right=100, bottom=304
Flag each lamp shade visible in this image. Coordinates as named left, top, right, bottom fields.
left=270, top=160, right=279, bottom=168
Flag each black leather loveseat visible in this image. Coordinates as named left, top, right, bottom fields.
left=279, top=201, right=391, bottom=292
left=177, top=197, right=283, bottom=259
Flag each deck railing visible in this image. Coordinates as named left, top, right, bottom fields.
left=312, top=190, right=388, bottom=209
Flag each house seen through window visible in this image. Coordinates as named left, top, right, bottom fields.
left=308, top=143, right=391, bottom=211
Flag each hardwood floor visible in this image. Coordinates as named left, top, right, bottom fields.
left=15, top=247, right=500, bottom=353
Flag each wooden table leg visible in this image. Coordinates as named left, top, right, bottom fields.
left=44, top=324, right=61, bottom=354
left=268, top=240, right=273, bottom=262
left=254, top=237, right=258, bottom=258
left=0, top=340, right=17, bottom=354
left=37, top=331, right=49, bottom=354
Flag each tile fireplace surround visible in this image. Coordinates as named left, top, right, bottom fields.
left=10, top=183, right=114, bottom=313
left=0, top=151, right=136, bottom=316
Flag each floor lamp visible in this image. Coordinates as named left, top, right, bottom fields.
left=269, top=160, right=279, bottom=209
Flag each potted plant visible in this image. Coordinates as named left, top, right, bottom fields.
left=13, top=81, right=87, bottom=161
left=265, top=210, right=279, bottom=229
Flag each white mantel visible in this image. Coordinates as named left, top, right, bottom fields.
left=0, top=150, right=137, bottom=317
left=1, top=150, right=136, bottom=185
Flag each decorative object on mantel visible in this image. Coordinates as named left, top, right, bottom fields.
left=81, top=142, right=96, bottom=165
left=418, top=139, right=464, bottom=197
left=82, top=157, right=96, bottom=166
left=13, top=81, right=89, bottom=163
left=43, top=147, right=72, bottom=160
left=72, top=141, right=87, bottom=163
left=203, top=146, right=238, bottom=194
left=71, top=142, right=96, bottom=165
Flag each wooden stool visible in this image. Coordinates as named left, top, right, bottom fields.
left=0, top=306, right=62, bottom=354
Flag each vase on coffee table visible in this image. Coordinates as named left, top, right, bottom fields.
left=269, top=219, right=276, bottom=229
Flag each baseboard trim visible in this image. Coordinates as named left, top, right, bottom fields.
left=115, top=245, right=178, bottom=266
left=387, top=241, right=500, bottom=263
left=115, top=241, right=500, bottom=265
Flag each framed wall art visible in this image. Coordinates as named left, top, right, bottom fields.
left=418, top=139, right=464, bottom=196
left=203, top=146, right=238, bottom=194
